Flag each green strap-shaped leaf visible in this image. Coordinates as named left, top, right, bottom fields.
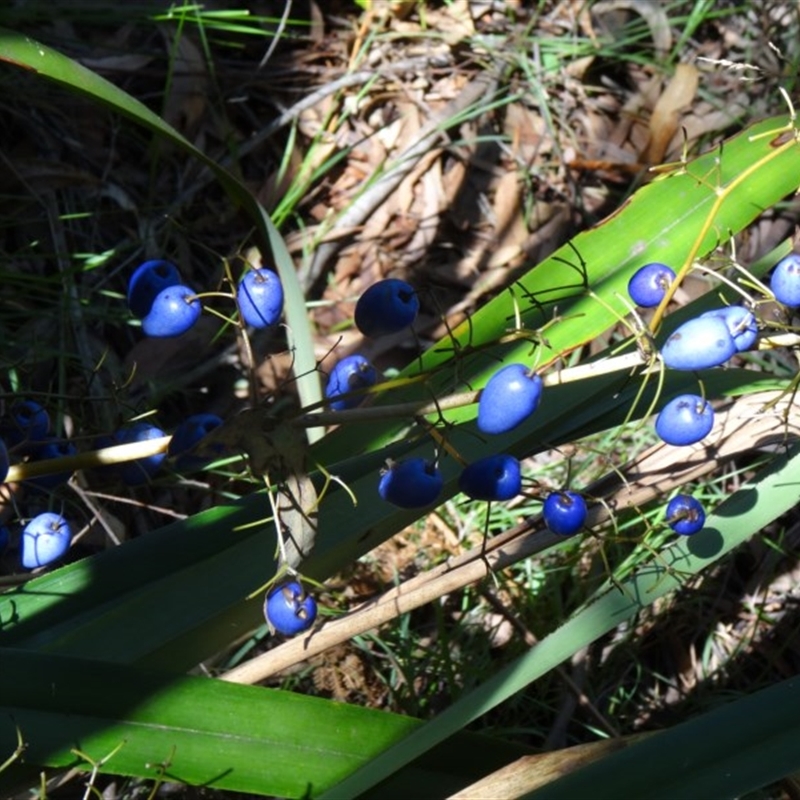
left=321, top=443, right=800, bottom=797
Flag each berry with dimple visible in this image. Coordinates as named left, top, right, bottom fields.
left=265, top=580, right=317, bottom=635
left=3, top=399, right=50, bottom=446
left=660, top=315, right=737, bottom=370
left=21, top=512, right=72, bottom=569
left=627, top=263, right=676, bottom=308
left=142, top=284, right=201, bottom=337
left=355, top=279, right=419, bottom=337
left=666, top=494, right=705, bottom=535
left=700, top=306, right=757, bottom=353
left=116, top=422, right=167, bottom=485
left=168, top=413, right=224, bottom=470
left=655, top=394, right=714, bottom=446
left=237, top=268, right=284, bottom=329
left=325, top=355, right=379, bottom=411
left=25, top=438, right=78, bottom=491
left=378, top=457, right=443, bottom=509
left=458, top=454, right=521, bottom=501
left=543, top=491, right=587, bottom=536
left=478, top=364, right=543, bottom=435
left=770, top=253, right=800, bottom=308
left=127, top=260, right=182, bottom=318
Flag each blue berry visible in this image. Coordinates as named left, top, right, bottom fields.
left=660, top=315, right=737, bottom=370
left=458, top=454, right=521, bottom=501
left=627, top=263, right=676, bottom=307
left=116, top=422, right=167, bottom=485
left=127, top=260, right=182, bottom=318
left=0, top=525, right=9, bottom=554
left=700, top=306, right=757, bottom=353
left=21, top=512, right=72, bottom=569
left=141, top=284, right=201, bottom=337
left=378, top=457, right=443, bottom=508
left=168, top=413, right=224, bottom=470
left=25, top=438, right=78, bottom=491
left=666, top=494, right=705, bottom=535
left=655, top=394, right=714, bottom=446
left=355, top=279, right=419, bottom=337
left=237, top=268, right=284, bottom=329
left=265, top=580, right=317, bottom=635
left=543, top=491, right=587, bottom=536
left=770, top=253, right=800, bottom=307
left=325, top=355, right=379, bottom=411
left=3, top=399, right=50, bottom=446
left=0, top=438, right=8, bottom=484
left=478, top=364, right=543, bottom=435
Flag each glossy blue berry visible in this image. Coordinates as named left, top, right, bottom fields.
left=127, top=260, right=182, bottom=318
left=478, top=364, right=543, bottom=435
left=116, top=422, right=167, bottom=485
left=655, top=394, right=714, bottom=446
left=25, top=438, right=78, bottom=491
left=265, top=580, right=317, bottom=635
left=770, top=253, right=800, bottom=307
left=666, top=494, right=705, bottom=535
left=458, top=454, right=521, bottom=501
left=660, top=315, right=737, bottom=370
left=141, top=284, right=201, bottom=337
left=378, top=457, right=443, bottom=509
left=21, top=512, right=72, bottom=569
left=237, top=268, right=284, bottom=328
left=168, top=413, right=224, bottom=469
left=543, top=491, right=587, bottom=536
left=627, top=263, right=676, bottom=307
left=355, top=279, right=419, bottom=337
left=3, top=399, right=50, bottom=446
left=700, top=306, right=757, bottom=353
left=325, top=355, right=379, bottom=411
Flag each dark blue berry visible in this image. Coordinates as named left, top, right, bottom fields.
left=116, top=422, right=167, bottom=485
left=655, top=394, right=714, bottom=446
left=0, top=525, right=9, bottom=554
left=168, top=413, right=224, bottom=470
left=666, top=494, right=705, bottom=535
left=142, top=284, right=201, bottom=337
left=628, top=263, right=676, bottom=307
left=0, top=438, right=8, bottom=484
left=543, top=491, right=587, bottom=536
left=127, top=260, right=182, bottom=318
left=3, top=399, right=50, bottom=446
left=21, top=512, right=72, bottom=569
left=661, top=315, right=737, bottom=370
left=770, top=253, right=800, bottom=307
left=265, top=580, right=317, bottom=635
left=478, top=364, right=543, bottom=435
left=25, top=438, right=78, bottom=491
left=378, top=457, right=443, bottom=508
left=355, top=279, right=419, bottom=337
left=458, top=454, right=521, bottom=501
left=700, top=306, right=757, bottom=353
left=325, top=355, right=379, bottom=411
left=237, top=268, right=284, bottom=329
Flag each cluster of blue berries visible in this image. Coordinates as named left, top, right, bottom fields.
left=10, top=248, right=800, bottom=637
left=128, top=259, right=285, bottom=337
left=0, top=400, right=74, bottom=568
left=360, top=279, right=588, bottom=537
